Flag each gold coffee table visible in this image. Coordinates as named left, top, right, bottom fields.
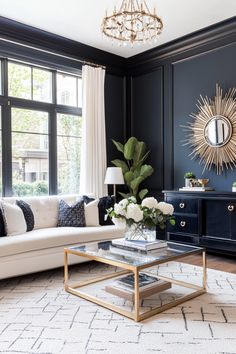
left=64, top=241, right=207, bottom=322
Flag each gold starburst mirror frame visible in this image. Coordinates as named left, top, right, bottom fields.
left=183, top=84, right=236, bottom=175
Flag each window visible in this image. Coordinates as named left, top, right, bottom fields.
left=57, top=113, right=82, bottom=194
left=0, top=58, right=82, bottom=196
left=8, top=61, right=52, bottom=103
left=12, top=108, right=49, bottom=196
left=57, top=72, right=82, bottom=107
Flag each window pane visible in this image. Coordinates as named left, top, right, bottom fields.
left=8, top=62, right=31, bottom=99
left=12, top=108, right=48, bottom=134
left=57, top=113, right=82, bottom=194
left=33, top=68, right=52, bottom=103
left=57, top=73, right=77, bottom=106
left=12, top=108, right=49, bottom=197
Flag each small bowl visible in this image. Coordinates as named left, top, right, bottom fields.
left=198, top=179, right=209, bottom=187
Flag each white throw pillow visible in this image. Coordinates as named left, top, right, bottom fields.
left=84, top=199, right=100, bottom=226
left=1, top=201, right=27, bottom=236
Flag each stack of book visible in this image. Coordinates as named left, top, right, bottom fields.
left=105, top=273, right=171, bottom=301
left=110, top=238, right=168, bottom=255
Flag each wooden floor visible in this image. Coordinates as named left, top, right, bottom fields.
left=182, top=252, right=236, bottom=274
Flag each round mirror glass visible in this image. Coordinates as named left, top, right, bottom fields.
left=204, top=115, right=232, bottom=147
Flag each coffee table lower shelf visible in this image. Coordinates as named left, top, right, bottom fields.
left=64, top=247, right=207, bottom=322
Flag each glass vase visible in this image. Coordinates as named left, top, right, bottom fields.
left=125, top=224, right=156, bottom=242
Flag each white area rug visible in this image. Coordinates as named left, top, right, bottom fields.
left=0, top=261, right=236, bottom=354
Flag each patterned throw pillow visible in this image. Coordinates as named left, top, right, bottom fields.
left=16, top=200, right=35, bottom=231
left=57, top=199, right=86, bottom=227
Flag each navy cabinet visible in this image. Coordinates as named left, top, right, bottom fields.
left=163, top=190, right=236, bottom=255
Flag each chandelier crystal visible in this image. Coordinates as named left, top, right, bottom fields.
left=102, top=0, right=163, bottom=46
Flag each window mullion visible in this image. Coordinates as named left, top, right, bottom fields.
left=2, top=102, right=12, bottom=196
left=49, top=107, right=57, bottom=195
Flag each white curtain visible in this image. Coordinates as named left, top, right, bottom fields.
left=79, top=65, right=108, bottom=198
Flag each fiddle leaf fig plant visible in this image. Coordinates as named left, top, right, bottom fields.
left=111, top=137, right=154, bottom=200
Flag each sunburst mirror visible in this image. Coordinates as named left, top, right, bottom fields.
left=182, top=84, right=236, bottom=174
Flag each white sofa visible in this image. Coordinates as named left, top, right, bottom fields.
left=0, top=194, right=124, bottom=279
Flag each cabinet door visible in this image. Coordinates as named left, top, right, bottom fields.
left=203, top=200, right=231, bottom=239
left=230, top=202, right=236, bottom=239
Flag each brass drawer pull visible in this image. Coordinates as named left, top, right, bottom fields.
left=180, top=221, right=186, bottom=227
left=179, top=203, right=185, bottom=209
left=228, top=205, right=235, bottom=212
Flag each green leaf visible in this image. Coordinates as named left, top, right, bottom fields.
left=112, top=139, right=124, bottom=154
left=118, top=192, right=132, bottom=199
left=139, top=188, right=148, bottom=200
left=135, top=150, right=150, bottom=168
left=124, top=137, right=138, bottom=160
left=130, top=176, right=144, bottom=197
left=133, top=141, right=147, bottom=166
left=140, top=164, right=154, bottom=179
left=124, top=171, right=134, bottom=185
left=111, top=159, right=129, bottom=174
left=169, top=218, right=175, bottom=226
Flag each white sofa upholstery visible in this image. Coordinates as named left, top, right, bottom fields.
left=0, top=194, right=124, bottom=279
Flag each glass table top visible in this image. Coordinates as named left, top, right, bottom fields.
left=68, top=240, right=204, bottom=267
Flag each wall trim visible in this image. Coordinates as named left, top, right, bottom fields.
left=126, top=17, right=236, bottom=74
left=0, top=16, right=126, bottom=75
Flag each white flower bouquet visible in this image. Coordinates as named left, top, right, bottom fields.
left=107, top=196, right=175, bottom=233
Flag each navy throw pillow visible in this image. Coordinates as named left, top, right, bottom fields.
left=16, top=200, right=35, bottom=232
left=58, top=199, right=85, bottom=227
left=98, top=196, right=115, bottom=225
left=0, top=204, right=6, bottom=237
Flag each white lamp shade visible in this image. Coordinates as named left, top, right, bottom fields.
left=104, top=167, right=124, bottom=185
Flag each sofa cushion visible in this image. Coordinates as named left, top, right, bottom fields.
left=84, top=199, right=100, bottom=226
left=82, top=195, right=114, bottom=226
left=0, top=225, right=125, bottom=257
left=58, top=199, right=85, bottom=227
left=16, top=200, right=34, bottom=231
left=14, top=196, right=59, bottom=230
left=1, top=202, right=27, bottom=236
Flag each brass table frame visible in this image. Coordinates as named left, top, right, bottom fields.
left=64, top=245, right=207, bottom=322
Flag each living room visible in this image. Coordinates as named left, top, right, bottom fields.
left=0, top=0, right=235, bottom=353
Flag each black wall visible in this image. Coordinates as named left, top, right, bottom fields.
left=0, top=16, right=236, bottom=193
left=127, top=17, right=236, bottom=194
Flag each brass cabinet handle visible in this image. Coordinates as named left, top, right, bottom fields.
left=180, top=221, right=186, bottom=227
left=228, top=205, right=235, bottom=212
left=179, top=203, right=185, bottom=209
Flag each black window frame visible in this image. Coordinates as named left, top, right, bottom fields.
left=0, top=57, right=82, bottom=196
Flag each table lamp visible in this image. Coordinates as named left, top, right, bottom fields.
left=104, top=167, right=124, bottom=198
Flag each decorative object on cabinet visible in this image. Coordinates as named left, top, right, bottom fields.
left=184, top=172, right=196, bottom=188
left=164, top=190, right=236, bottom=255
left=179, top=177, right=214, bottom=192
left=182, top=84, right=236, bottom=175
left=232, top=182, right=236, bottom=192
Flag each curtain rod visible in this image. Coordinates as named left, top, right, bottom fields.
left=0, top=37, right=106, bottom=69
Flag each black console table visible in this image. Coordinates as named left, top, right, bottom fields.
left=163, top=190, right=236, bottom=255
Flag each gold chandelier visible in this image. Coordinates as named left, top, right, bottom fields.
left=102, top=0, right=163, bottom=46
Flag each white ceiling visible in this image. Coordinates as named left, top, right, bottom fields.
left=0, top=0, right=235, bottom=58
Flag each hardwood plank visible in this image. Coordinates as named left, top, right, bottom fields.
left=182, top=253, right=236, bottom=274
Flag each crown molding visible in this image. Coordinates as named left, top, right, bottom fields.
left=126, top=17, right=236, bottom=74
left=0, top=16, right=126, bottom=75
